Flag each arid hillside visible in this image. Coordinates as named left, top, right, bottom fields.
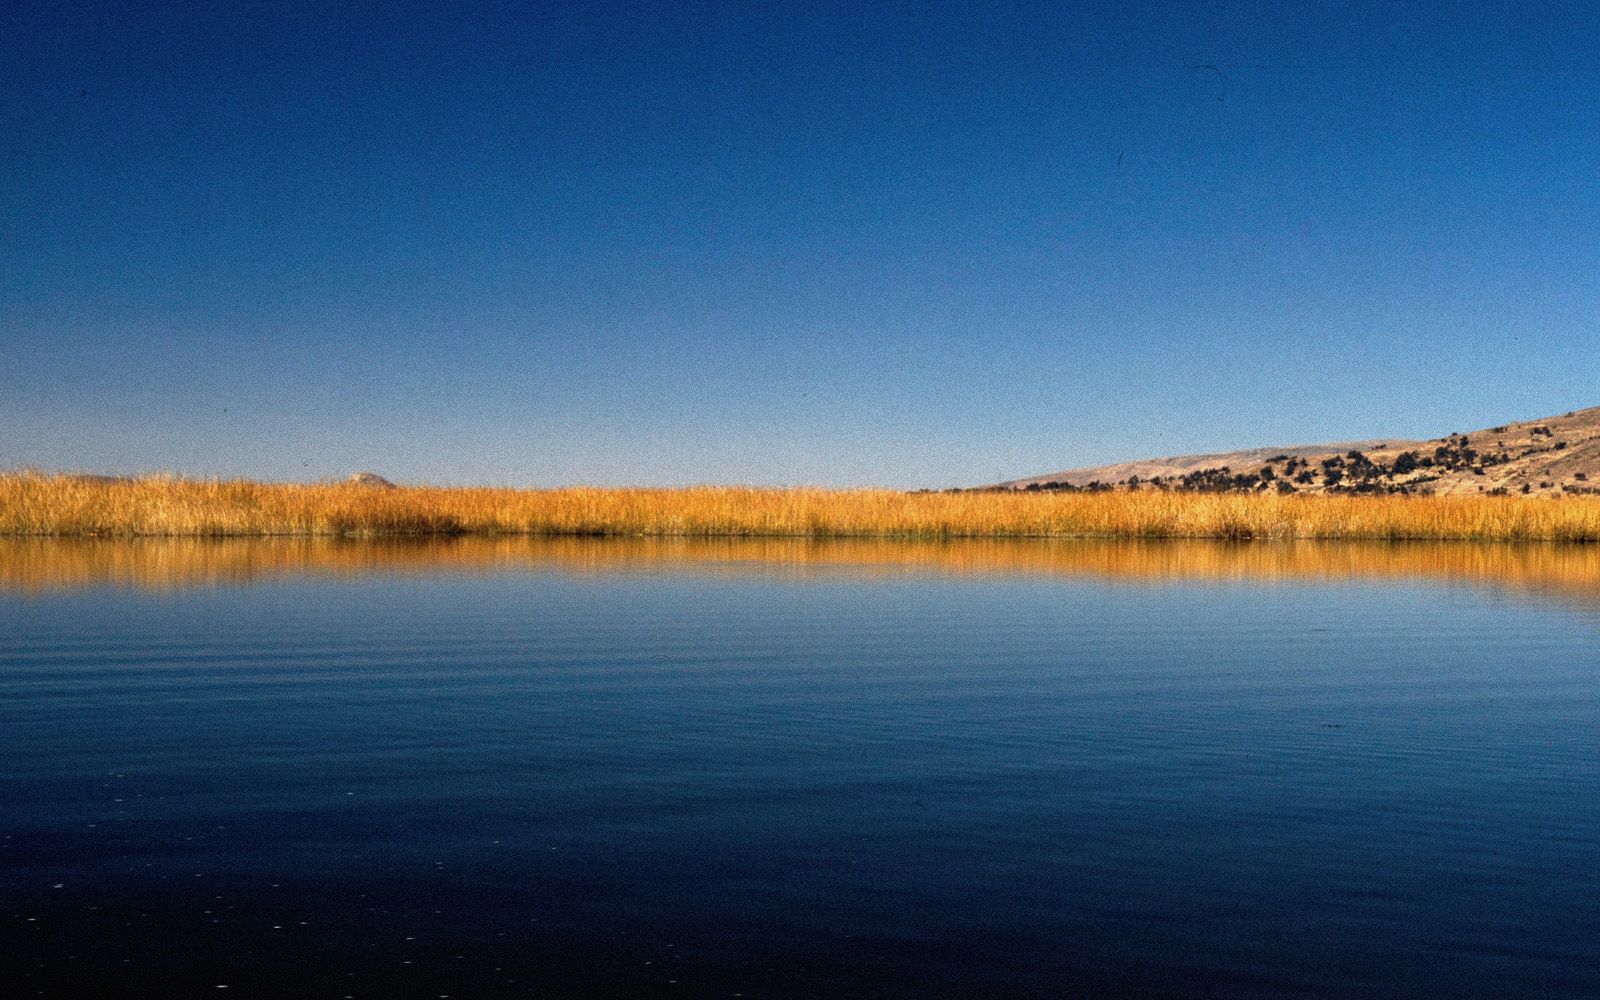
left=999, top=406, right=1600, bottom=497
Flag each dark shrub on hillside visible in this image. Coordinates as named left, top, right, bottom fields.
left=1392, top=451, right=1420, bottom=474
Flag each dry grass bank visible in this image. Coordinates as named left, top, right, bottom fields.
left=5, top=472, right=1600, bottom=542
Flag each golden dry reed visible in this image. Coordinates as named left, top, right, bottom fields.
left=5, top=471, right=1600, bottom=542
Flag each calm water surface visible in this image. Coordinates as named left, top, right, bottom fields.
left=3, top=539, right=1599, bottom=998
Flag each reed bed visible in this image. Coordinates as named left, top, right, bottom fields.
left=5, top=472, right=1600, bottom=542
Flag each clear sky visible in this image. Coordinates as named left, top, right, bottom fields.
left=4, top=2, right=1597, bottom=487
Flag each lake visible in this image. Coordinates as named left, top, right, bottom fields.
left=4, top=538, right=1599, bottom=998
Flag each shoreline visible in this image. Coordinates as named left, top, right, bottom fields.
left=5, top=473, right=1600, bottom=543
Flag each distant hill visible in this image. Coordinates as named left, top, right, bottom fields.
left=996, top=406, right=1600, bottom=497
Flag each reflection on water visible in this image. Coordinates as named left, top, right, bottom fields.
left=4, top=536, right=1600, bottom=997
left=6, top=535, right=1600, bottom=609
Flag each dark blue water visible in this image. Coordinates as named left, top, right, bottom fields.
left=4, top=544, right=1600, bottom=997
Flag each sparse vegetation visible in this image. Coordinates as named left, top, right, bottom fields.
left=1003, top=407, right=1600, bottom=499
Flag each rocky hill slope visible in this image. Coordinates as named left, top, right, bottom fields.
left=998, top=406, right=1600, bottom=497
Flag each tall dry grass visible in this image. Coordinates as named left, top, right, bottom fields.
left=5, top=472, right=1600, bottom=542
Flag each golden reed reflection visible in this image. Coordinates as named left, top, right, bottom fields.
left=5, top=536, right=1600, bottom=610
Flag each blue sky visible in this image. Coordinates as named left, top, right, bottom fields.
left=4, top=2, right=1597, bottom=487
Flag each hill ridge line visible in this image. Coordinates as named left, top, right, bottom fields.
left=996, top=406, right=1600, bottom=497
